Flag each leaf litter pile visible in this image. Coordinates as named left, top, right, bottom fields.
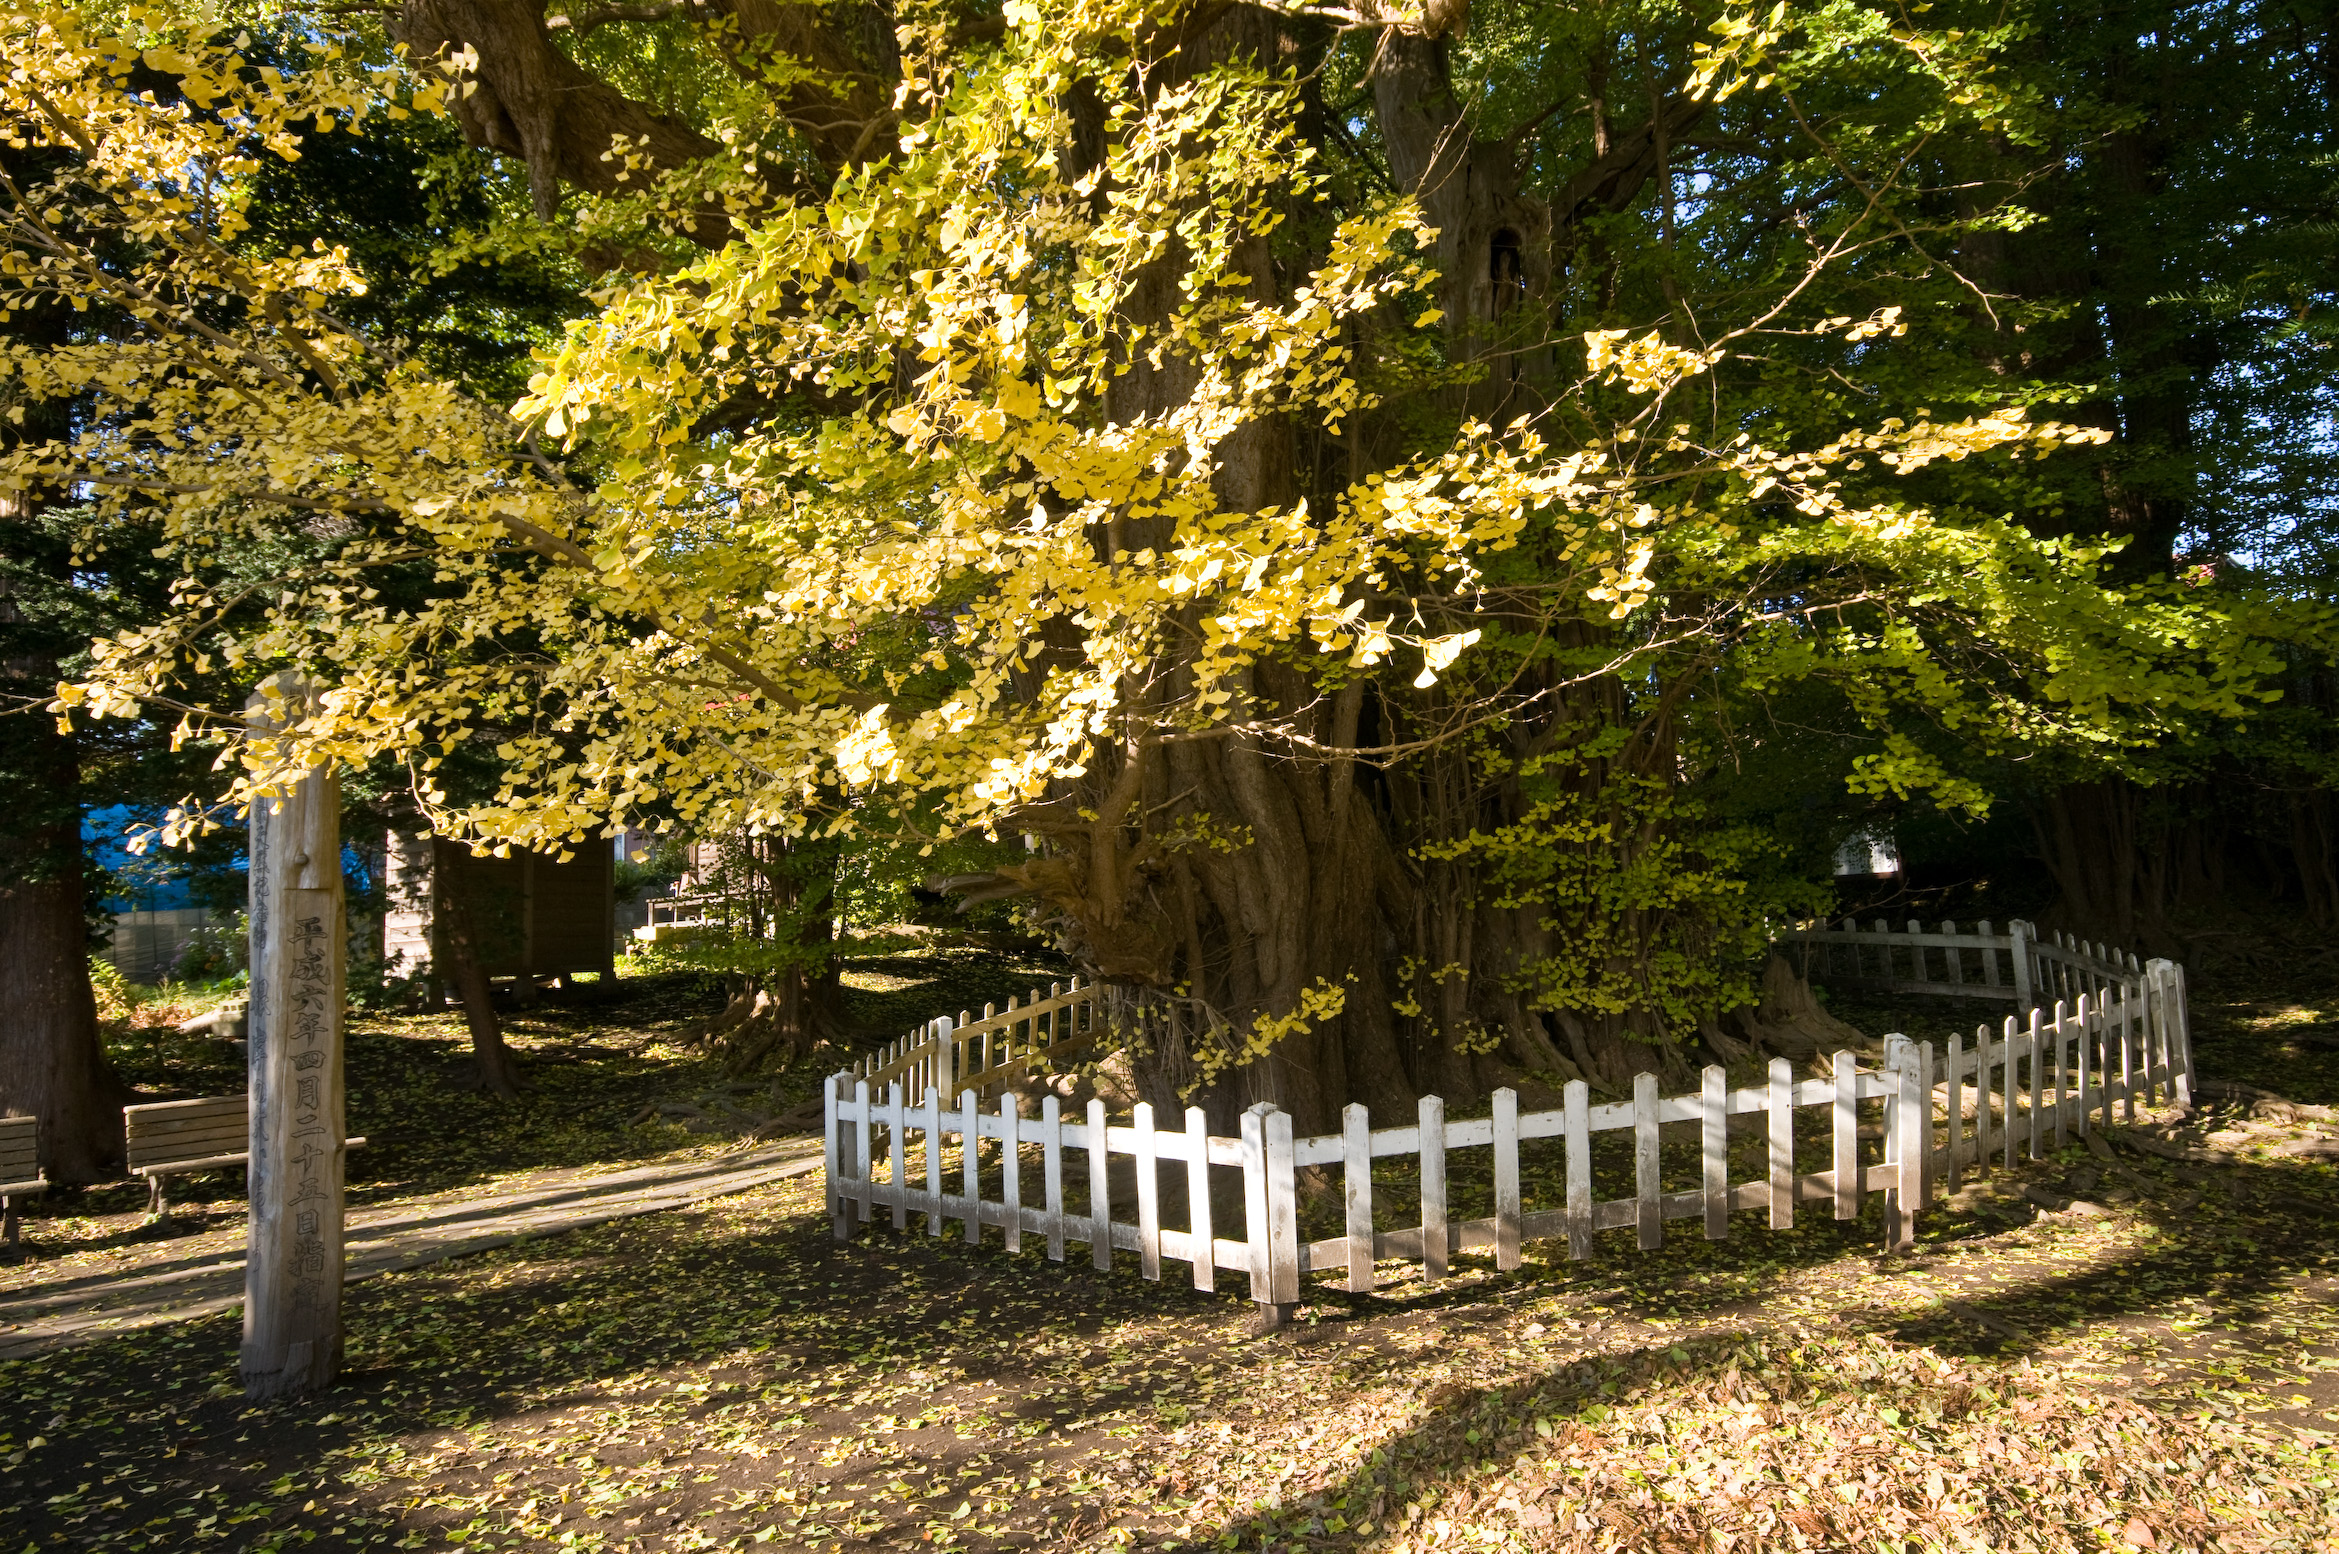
left=3, top=968, right=2337, bottom=1552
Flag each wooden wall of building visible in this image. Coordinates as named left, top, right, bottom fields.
left=382, top=833, right=616, bottom=987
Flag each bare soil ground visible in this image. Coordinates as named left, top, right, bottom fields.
left=1, top=956, right=2334, bottom=1553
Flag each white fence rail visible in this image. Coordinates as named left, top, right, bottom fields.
left=1781, top=917, right=2148, bottom=1013
left=826, top=959, right=2192, bottom=1318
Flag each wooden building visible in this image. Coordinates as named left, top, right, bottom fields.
left=383, top=833, right=616, bottom=995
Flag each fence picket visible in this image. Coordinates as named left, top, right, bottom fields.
left=1917, top=1037, right=1937, bottom=1206
left=1420, top=1095, right=1448, bottom=1280
left=1185, top=1105, right=1214, bottom=1291
left=1565, top=1080, right=1593, bottom=1258
left=1888, top=1037, right=1920, bottom=1251
left=1134, top=1101, right=1161, bottom=1281
left=1042, top=1093, right=1064, bottom=1261
left=1494, top=1088, right=1521, bottom=1270
left=1832, top=1052, right=1857, bottom=1221
left=1974, top=1022, right=1994, bottom=1165
left=1702, top=1065, right=1729, bottom=1240
left=2024, top=1009, right=2044, bottom=1160
left=2085, top=994, right=2111, bottom=1134
left=826, top=1074, right=846, bottom=1240
left=1087, top=1097, right=1111, bottom=1271
left=1001, top=1093, right=1022, bottom=1253
left=961, top=1088, right=981, bottom=1246
left=923, top=1086, right=944, bottom=1237
left=854, top=1079, right=874, bottom=1228
left=888, top=1083, right=907, bottom=1231
left=822, top=913, right=2193, bottom=1324
left=1767, top=1057, right=1794, bottom=1230
left=1998, top=1017, right=2018, bottom=1170
left=1264, top=1109, right=1299, bottom=1308
left=1634, top=1073, right=1662, bottom=1249
left=2049, top=1008, right=2068, bottom=1148
left=1945, top=1030, right=1965, bottom=1189
left=1242, top=1106, right=1272, bottom=1296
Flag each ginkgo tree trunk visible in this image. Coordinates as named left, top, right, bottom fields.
left=10, top=1, right=2285, bottom=1130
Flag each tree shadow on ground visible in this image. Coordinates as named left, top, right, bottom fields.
left=3, top=1100, right=2333, bottom=1553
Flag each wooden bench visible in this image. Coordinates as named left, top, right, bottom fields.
left=125, top=1097, right=365, bottom=1215
left=0, top=1114, right=45, bottom=1246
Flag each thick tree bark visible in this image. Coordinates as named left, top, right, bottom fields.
left=421, top=1, right=1786, bottom=1116
left=0, top=656, right=127, bottom=1180
left=0, top=817, right=129, bottom=1184
left=393, top=0, right=897, bottom=226
left=0, top=491, right=131, bottom=1179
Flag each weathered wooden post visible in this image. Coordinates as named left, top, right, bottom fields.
left=242, top=677, right=347, bottom=1400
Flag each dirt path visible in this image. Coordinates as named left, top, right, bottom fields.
left=0, top=1142, right=824, bottom=1359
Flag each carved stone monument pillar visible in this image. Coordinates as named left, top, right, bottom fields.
left=241, top=677, right=346, bottom=1400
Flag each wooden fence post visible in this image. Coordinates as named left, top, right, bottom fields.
left=926, top=1085, right=946, bottom=1238
left=1881, top=1035, right=1920, bottom=1251
left=1133, top=1101, right=1161, bottom=1281
left=2165, top=960, right=2195, bottom=1104
left=860, top=1081, right=879, bottom=1226
left=1634, top=1072, right=1663, bottom=1248
left=1087, top=1097, right=1111, bottom=1271
left=1001, top=1093, right=1022, bottom=1253
left=1494, top=1088, right=1522, bottom=1269
left=825, top=1072, right=845, bottom=1237
left=1264, top=1108, right=1299, bottom=1311
left=1700, top=1066, right=1728, bottom=1241
left=2147, top=959, right=2190, bottom=1106
left=241, top=678, right=346, bottom=1403
left=1242, top=1103, right=1299, bottom=1328
left=1565, top=1080, right=1594, bottom=1257
left=1343, top=1102, right=1374, bottom=1293
left=962, top=1088, right=982, bottom=1247
left=888, top=1084, right=908, bottom=1231
left=1042, top=1093, right=1064, bottom=1260
left=1831, top=1051, right=1858, bottom=1221
left=1766, top=1058, right=1794, bottom=1230
left=1419, top=1094, right=1448, bottom=1280
left=2010, top=919, right=2032, bottom=1010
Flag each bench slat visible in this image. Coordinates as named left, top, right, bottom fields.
left=125, top=1097, right=246, bottom=1122
left=134, top=1152, right=250, bottom=1177
left=128, top=1123, right=253, bottom=1146
left=127, top=1114, right=249, bottom=1139
left=125, top=1095, right=250, bottom=1179
left=133, top=1136, right=365, bottom=1179
left=0, top=1176, right=44, bottom=1197
left=129, top=1141, right=248, bottom=1169
left=0, top=1116, right=39, bottom=1184
left=129, top=1140, right=249, bottom=1169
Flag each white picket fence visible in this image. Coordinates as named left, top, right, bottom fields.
left=825, top=958, right=2193, bottom=1316
left=847, top=975, right=1102, bottom=1102
left=1781, top=916, right=2148, bottom=1013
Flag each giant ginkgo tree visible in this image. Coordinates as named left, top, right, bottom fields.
left=7, top=0, right=2287, bottom=1134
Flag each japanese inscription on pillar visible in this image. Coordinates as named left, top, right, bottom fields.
left=280, top=900, right=340, bottom=1319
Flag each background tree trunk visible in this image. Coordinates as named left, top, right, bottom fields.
left=0, top=491, right=131, bottom=1179
left=0, top=813, right=129, bottom=1183
left=435, top=872, right=520, bottom=1095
